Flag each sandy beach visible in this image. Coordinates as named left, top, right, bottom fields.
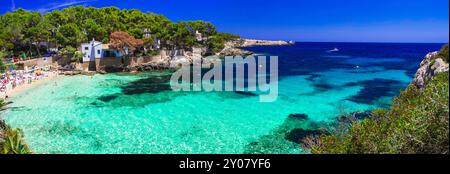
left=1, top=71, right=62, bottom=99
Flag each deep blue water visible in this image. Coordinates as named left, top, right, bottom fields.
left=245, top=42, right=443, bottom=77
left=244, top=42, right=443, bottom=106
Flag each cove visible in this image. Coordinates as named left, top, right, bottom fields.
left=2, top=42, right=441, bottom=154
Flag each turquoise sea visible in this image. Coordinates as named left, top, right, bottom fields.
left=2, top=42, right=443, bottom=154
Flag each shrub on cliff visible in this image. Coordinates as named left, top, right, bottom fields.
left=206, top=33, right=241, bottom=54
left=207, top=35, right=226, bottom=54
left=216, top=33, right=241, bottom=41
left=437, top=44, right=449, bottom=63
left=307, top=72, right=449, bottom=154
left=0, top=124, right=32, bottom=154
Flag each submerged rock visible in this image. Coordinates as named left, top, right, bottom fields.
left=243, top=113, right=318, bottom=153
left=97, top=95, right=119, bottom=102
left=249, top=142, right=259, bottom=146
left=285, top=128, right=324, bottom=144
left=63, top=71, right=82, bottom=75
left=335, top=110, right=372, bottom=124
left=288, top=113, right=309, bottom=121
left=125, top=62, right=174, bottom=72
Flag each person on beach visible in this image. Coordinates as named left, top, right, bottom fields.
left=12, top=78, right=16, bottom=89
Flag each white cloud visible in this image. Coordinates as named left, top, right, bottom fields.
left=11, top=0, right=16, bottom=11
left=34, top=0, right=98, bottom=13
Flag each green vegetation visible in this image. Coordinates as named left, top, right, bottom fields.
left=0, top=99, right=32, bottom=154
left=429, top=59, right=436, bottom=67
left=144, top=50, right=160, bottom=57
left=437, top=44, right=448, bottom=63
left=60, top=46, right=83, bottom=63
left=308, top=72, right=449, bottom=154
left=0, top=6, right=240, bottom=59
left=0, top=62, right=15, bottom=73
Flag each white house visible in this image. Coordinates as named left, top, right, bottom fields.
left=81, top=39, right=102, bottom=62
left=81, top=39, right=122, bottom=62
left=195, top=30, right=203, bottom=41
left=143, top=28, right=152, bottom=39
left=154, top=39, right=161, bottom=50
left=142, top=29, right=161, bottom=50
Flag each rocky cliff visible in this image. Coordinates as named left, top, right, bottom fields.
left=150, top=39, right=292, bottom=67
left=238, top=39, right=292, bottom=47
left=219, top=39, right=292, bottom=56
left=412, top=51, right=449, bottom=89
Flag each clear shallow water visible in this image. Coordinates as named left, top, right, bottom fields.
left=2, top=42, right=443, bottom=154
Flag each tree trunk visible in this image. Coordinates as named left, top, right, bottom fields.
left=36, top=42, right=41, bottom=57
left=28, top=42, right=33, bottom=59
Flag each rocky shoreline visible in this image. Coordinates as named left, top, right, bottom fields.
left=124, top=62, right=176, bottom=72
left=55, top=38, right=293, bottom=74
left=236, top=39, right=293, bottom=47
left=219, top=39, right=292, bottom=56
left=412, top=51, right=449, bottom=89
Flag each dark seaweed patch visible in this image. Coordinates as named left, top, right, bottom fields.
left=249, top=142, right=259, bottom=146
left=6, top=106, right=31, bottom=112
left=120, top=75, right=172, bottom=95
left=299, top=82, right=336, bottom=96
left=98, top=95, right=119, bottom=102
left=40, top=121, right=81, bottom=136
left=344, top=78, right=404, bottom=104
left=305, top=74, right=322, bottom=81
left=90, top=101, right=106, bottom=108
left=313, top=83, right=335, bottom=92
left=234, top=91, right=258, bottom=97
left=243, top=113, right=318, bottom=153
left=80, top=133, right=103, bottom=151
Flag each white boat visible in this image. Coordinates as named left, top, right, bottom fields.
left=327, top=48, right=339, bottom=52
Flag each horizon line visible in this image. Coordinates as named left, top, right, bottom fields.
left=288, top=41, right=448, bottom=44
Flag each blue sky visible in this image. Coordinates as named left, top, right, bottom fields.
left=1, top=0, right=449, bottom=43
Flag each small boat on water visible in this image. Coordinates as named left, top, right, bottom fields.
left=327, top=48, right=339, bottom=52
left=288, top=41, right=296, bottom=45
